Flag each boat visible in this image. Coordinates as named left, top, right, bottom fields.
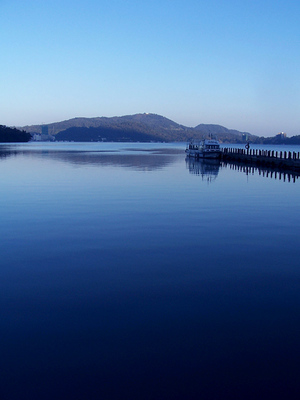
left=185, top=138, right=221, bottom=159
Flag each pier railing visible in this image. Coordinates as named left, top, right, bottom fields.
left=223, top=147, right=300, bottom=160
left=221, top=147, right=300, bottom=172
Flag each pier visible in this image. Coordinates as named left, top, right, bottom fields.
left=221, top=147, right=300, bottom=173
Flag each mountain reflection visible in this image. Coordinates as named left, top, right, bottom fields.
left=0, top=145, right=184, bottom=171
left=49, top=151, right=179, bottom=171
left=186, top=158, right=221, bottom=183
left=0, top=146, right=18, bottom=160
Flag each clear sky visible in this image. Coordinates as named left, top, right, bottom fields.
left=1, top=0, right=300, bottom=136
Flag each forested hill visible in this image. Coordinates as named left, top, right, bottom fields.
left=22, top=113, right=254, bottom=143
left=0, top=125, right=31, bottom=142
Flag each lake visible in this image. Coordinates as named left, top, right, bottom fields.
left=1, top=142, right=300, bottom=399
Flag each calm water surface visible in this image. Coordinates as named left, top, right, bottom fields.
left=1, top=142, right=300, bottom=399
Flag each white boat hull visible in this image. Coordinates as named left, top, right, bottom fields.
left=185, top=149, right=221, bottom=159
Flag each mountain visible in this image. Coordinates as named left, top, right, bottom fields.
left=21, top=113, right=254, bottom=143
left=194, top=124, right=250, bottom=142
left=251, top=134, right=300, bottom=145
left=54, top=126, right=160, bottom=142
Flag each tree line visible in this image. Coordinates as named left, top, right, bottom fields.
left=0, top=125, right=31, bottom=142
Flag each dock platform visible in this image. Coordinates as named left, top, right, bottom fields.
left=221, top=148, right=300, bottom=173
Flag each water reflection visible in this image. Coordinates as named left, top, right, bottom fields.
left=186, top=157, right=221, bottom=183
left=186, top=156, right=300, bottom=183
left=0, top=146, right=18, bottom=160
left=42, top=151, right=178, bottom=171
left=0, top=145, right=184, bottom=171
left=222, top=161, right=300, bottom=183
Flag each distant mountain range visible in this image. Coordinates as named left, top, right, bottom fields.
left=21, top=113, right=254, bottom=143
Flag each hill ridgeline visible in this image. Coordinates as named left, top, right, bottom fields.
left=21, top=113, right=254, bottom=143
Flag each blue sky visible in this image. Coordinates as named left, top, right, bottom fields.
left=1, top=0, right=300, bottom=136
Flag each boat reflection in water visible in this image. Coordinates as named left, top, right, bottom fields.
left=186, top=156, right=300, bottom=184
left=186, top=157, right=221, bottom=183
